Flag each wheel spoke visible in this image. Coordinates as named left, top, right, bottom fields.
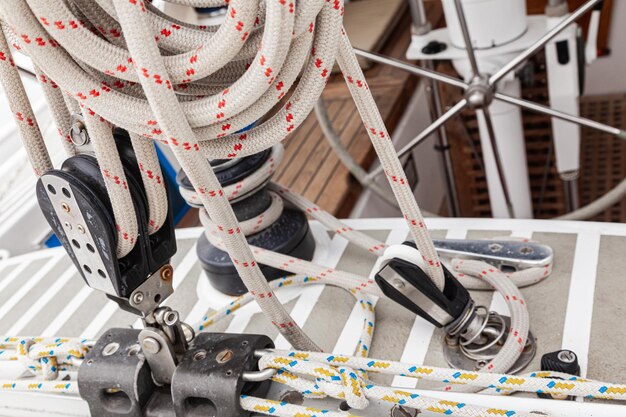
left=353, top=48, right=468, bottom=90
left=481, top=107, right=515, bottom=218
left=494, top=92, right=626, bottom=138
left=489, top=0, right=603, bottom=85
left=453, top=0, right=481, bottom=78
left=366, top=99, right=468, bottom=180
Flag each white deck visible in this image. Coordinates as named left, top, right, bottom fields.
left=1, top=218, right=625, bottom=416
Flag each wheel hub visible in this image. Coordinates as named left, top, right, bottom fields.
left=464, top=75, right=494, bottom=109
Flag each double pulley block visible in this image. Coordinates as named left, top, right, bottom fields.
left=36, top=128, right=177, bottom=315
left=177, top=147, right=316, bottom=295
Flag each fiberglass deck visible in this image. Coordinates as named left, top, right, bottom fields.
left=0, top=218, right=625, bottom=416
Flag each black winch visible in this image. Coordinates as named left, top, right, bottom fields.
left=177, top=148, right=315, bottom=296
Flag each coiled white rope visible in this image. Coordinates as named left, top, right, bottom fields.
left=0, top=2, right=618, bottom=417
left=0, top=0, right=447, bottom=351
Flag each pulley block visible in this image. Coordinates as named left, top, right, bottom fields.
left=36, top=129, right=177, bottom=314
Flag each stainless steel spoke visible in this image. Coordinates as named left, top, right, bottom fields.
left=453, top=0, right=480, bottom=78
left=425, top=60, right=460, bottom=217
left=354, top=48, right=468, bottom=90
left=494, top=92, right=626, bottom=138
left=481, top=107, right=515, bottom=218
left=366, top=98, right=469, bottom=180
left=489, top=0, right=602, bottom=85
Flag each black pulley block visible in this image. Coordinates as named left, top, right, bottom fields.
left=177, top=151, right=316, bottom=296
left=36, top=129, right=176, bottom=308
left=375, top=241, right=472, bottom=328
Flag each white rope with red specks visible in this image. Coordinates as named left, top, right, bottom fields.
left=0, top=0, right=447, bottom=350
left=0, top=2, right=611, bottom=417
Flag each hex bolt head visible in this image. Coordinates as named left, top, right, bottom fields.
left=131, top=292, right=144, bottom=305
left=488, top=243, right=503, bottom=253
left=102, top=342, right=119, bottom=356
left=142, top=337, right=161, bottom=354
left=216, top=349, right=234, bottom=364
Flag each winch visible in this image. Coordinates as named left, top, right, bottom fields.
left=177, top=145, right=316, bottom=295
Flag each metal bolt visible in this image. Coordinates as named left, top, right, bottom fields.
left=64, top=221, right=72, bottom=230
left=131, top=292, right=144, bottom=305
left=102, top=342, right=119, bottom=356
left=164, top=311, right=178, bottom=326
left=520, top=246, right=534, bottom=255
left=279, top=390, right=304, bottom=406
left=392, top=278, right=406, bottom=290
left=216, top=349, right=234, bottom=364
left=77, top=224, right=85, bottom=234
left=444, top=334, right=459, bottom=347
left=127, top=344, right=140, bottom=356
left=161, top=264, right=173, bottom=281
left=557, top=350, right=576, bottom=364
left=193, top=350, right=207, bottom=361
left=70, top=120, right=89, bottom=146
left=142, top=337, right=161, bottom=354
left=488, top=243, right=503, bottom=253
left=391, top=404, right=420, bottom=417
left=61, top=202, right=70, bottom=213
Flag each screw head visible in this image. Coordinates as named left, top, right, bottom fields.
left=520, top=246, right=534, bottom=255
left=216, top=349, right=234, bottom=364
left=557, top=350, right=576, bottom=364
left=161, top=265, right=173, bottom=281
left=142, top=337, right=161, bottom=354
left=77, top=224, right=86, bottom=234
left=163, top=311, right=178, bottom=326
left=279, top=390, right=304, bottom=406
left=131, top=292, right=144, bottom=305
left=70, top=121, right=89, bottom=146
left=193, top=350, right=207, bottom=361
left=102, top=342, right=119, bottom=356
left=61, top=202, right=71, bottom=213
left=392, top=278, right=406, bottom=290
left=488, top=243, right=503, bottom=253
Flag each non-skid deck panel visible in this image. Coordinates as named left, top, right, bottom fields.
left=2, top=218, right=626, bottom=394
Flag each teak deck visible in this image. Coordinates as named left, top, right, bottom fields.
left=273, top=3, right=444, bottom=218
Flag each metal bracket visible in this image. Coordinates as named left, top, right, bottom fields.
left=129, top=265, right=174, bottom=317
left=139, top=327, right=178, bottom=386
